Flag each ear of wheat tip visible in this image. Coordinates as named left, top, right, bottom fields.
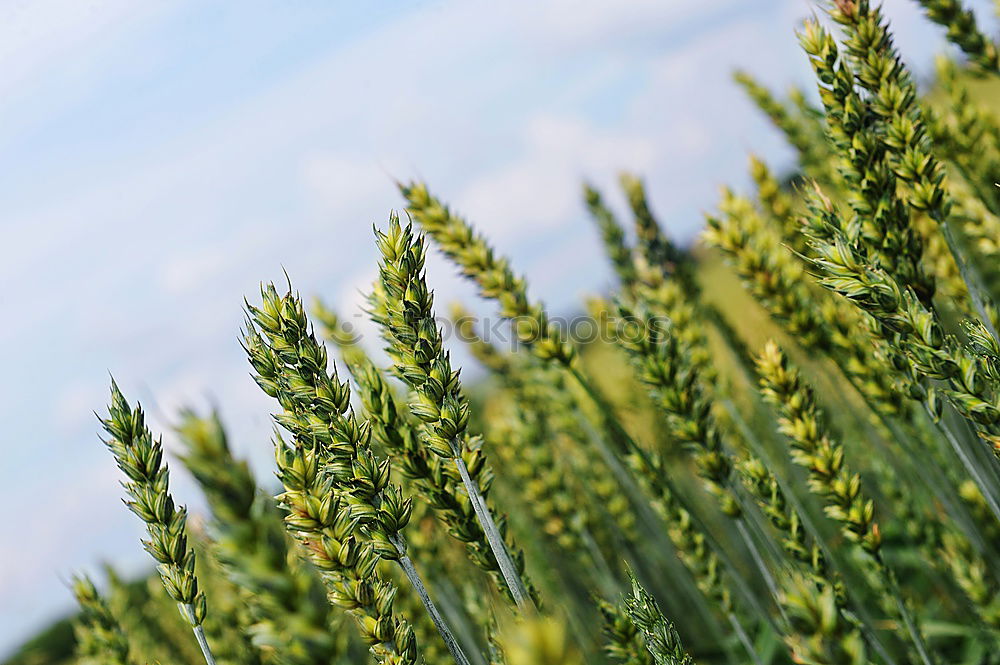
left=100, top=380, right=217, bottom=665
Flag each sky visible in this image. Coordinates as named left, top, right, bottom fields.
left=0, top=0, right=995, bottom=655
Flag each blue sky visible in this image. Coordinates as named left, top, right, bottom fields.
left=0, top=0, right=994, bottom=655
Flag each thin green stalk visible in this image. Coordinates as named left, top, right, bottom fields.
left=726, top=613, right=763, bottom=665
left=373, top=214, right=537, bottom=612
left=181, top=607, right=218, bottom=665
left=924, top=403, right=1000, bottom=527
left=390, top=534, right=473, bottom=665
left=882, top=567, right=936, bottom=665
left=734, top=518, right=784, bottom=618
left=939, top=219, right=1000, bottom=343
left=452, top=447, right=532, bottom=611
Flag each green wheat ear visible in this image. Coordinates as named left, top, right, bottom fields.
left=914, top=0, right=998, bottom=73
left=100, top=380, right=217, bottom=665
left=755, top=340, right=940, bottom=664
left=71, top=574, right=134, bottom=665
left=622, top=572, right=695, bottom=665
left=733, top=70, right=831, bottom=177
left=598, top=598, right=654, bottom=665
left=245, top=281, right=476, bottom=665
left=827, top=0, right=998, bottom=334
left=779, top=573, right=869, bottom=665
left=584, top=183, right=639, bottom=290
left=373, top=212, right=537, bottom=612
left=802, top=188, right=1000, bottom=454
left=175, top=408, right=352, bottom=665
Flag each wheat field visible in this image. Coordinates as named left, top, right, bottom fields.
left=11, top=1, right=1000, bottom=664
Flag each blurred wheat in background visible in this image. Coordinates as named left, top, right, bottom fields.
left=10, top=0, right=1000, bottom=664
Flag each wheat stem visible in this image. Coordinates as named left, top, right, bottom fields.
left=881, top=565, right=936, bottom=665
left=451, top=450, right=533, bottom=612
left=726, top=612, right=764, bottom=665
left=938, top=218, right=1000, bottom=343
left=734, top=517, right=784, bottom=619
left=932, top=403, right=1000, bottom=522
left=181, top=605, right=218, bottom=665
left=390, top=535, right=473, bottom=665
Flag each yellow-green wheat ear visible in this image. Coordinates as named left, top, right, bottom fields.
left=245, top=279, right=478, bottom=665
left=618, top=172, right=691, bottom=286
left=175, top=408, right=352, bottom=665
left=779, top=573, right=869, bottom=665
left=755, top=340, right=940, bottom=665
left=374, top=212, right=538, bottom=612
left=100, top=380, right=216, bottom=665
left=71, top=574, right=135, bottom=665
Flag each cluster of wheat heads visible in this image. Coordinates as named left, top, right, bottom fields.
left=55, top=2, right=1000, bottom=665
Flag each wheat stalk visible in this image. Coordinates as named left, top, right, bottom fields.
left=100, top=381, right=217, bottom=665
left=373, top=213, right=536, bottom=612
